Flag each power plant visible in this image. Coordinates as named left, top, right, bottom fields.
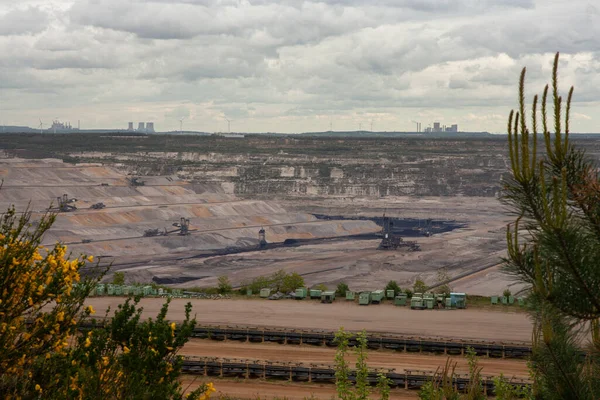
left=424, top=122, right=458, bottom=133
left=128, top=122, right=156, bottom=133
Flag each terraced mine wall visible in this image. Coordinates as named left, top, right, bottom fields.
left=4, top=134, right=600, bottom=200
left=0, top=160, right=380, bottom=286
left=180, top=356, right=530, bottom=393
left=0, top=134, right=553, bottom=199
left=187, top=325, right=532, bottom=359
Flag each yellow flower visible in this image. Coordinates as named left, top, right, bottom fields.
left=35, top=384, right=42, bottom=393
left=123, top=346, right=130, bottom=354
left=102, top=356, right=109, bottom=366
left=206, top=382, right=216, bottom=393
left=87, top=255, right=94, bottom=262
left=57, top=311, right=64, bottom=322
left=170, top=322, right=176, bottom=331
left=84, top=337, right=91, bottom=348
left=86, top=305, right=95, bottom=315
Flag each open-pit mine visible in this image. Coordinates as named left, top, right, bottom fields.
left=5, top=132, right=600, bottom=398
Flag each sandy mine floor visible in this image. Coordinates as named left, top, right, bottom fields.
left=181, top=376, right=420, bottom=399
left=0, top=159, right=526, bottom=296
left=86, top=297, right=532, bottom=342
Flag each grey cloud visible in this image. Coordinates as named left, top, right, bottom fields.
left=448, top=78, right=470, bottom=89
left=450, top=2, right=600, bottom=57
left=2, top=0, right=600, bottom=133
left=0, top=7, right=49, bottom=36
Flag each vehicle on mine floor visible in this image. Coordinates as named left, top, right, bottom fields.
left=144, top=228, right=167, bottom=237
left=90, top=202, right=106, bottom=209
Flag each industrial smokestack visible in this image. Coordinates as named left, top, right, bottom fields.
left=128, top=122, right=134, bottom=131
left=137, top=122, right=145, bottom=132
left=146, top=122, right=155, bottom=133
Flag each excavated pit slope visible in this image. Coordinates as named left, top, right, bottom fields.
left=0, top=159, right=380, bottom=271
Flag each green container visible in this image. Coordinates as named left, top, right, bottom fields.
left=107, top=284, right=115, bottom=296
left=491, top=296, right=498, bottom=305
left=359, top=292, right=371, bottom=305
left=295, top=287, right=307, bottom=299
left=143, top=286, right=153, bottom=296
left=508, top=296, right=515, bottom=305
left=260, top=288, right=271, bottom=298
left=345, top=291, right=355, bottom=300
left=158, top=288, right=164, bottom=296
left=133, top=286, right=142, bottom=296
left=423, top=292, right=435, bottom=300
left=309, top=289, right=322, bottom=299
left=445, top=298, right=452, bottom=309
left=114, top=285, right=123, bottom=296
left=321, top=291, right=336, bottom=303
left=502, top=296, right=508, bottom=305
left=394, top=294, right=407, bottom=306
left=370, top=290, right=384, bottom=304
left=518, top=297, right=525, bottom=307
left=246, top=288, right=252, bottom=296
left=386, top=290, right=395, bottom=299
left=411, top=297, right=424, bottom=309
left=122, top=286, right=131, bottom=296
left=414, top=292, right=423, bottom=299
left=96, top=284, right=105, bottom=296
left=426, top=298, right=435, bottom=309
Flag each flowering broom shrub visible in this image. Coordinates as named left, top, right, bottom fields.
left=0, top=207, right=212, bottom=399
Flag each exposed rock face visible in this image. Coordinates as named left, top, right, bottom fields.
left=4, top=134, right=600, bottom=200
left=64, top=137, right=514, bottom=198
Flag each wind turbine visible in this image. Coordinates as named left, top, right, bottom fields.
left=370, top=120, right=374, bottom=132
left=225, top=118, right=231, bottom=133
left=38, top=119, right=44, bottom=134
left=179, top=117, right=184, bottom=134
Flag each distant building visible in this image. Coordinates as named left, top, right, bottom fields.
left=49, top=120, right=75, bottom=133
left=433, top=122, right=441, bottom=132
left=146, top=122, right=155, bottom=133
left=137, top=122, right=145, bottom=132
left=127, top=122, right=134, bottom=131
left=451, top=124, right=458, bottom=132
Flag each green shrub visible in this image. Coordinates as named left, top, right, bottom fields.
left=112, top=272, right=125, bottom=285
left=218, top=275, right=232, bottom=294
left=336, top=282, right=350, bottom=297
left=384, top=280, right=401, bottom=296
left=313, top=283, right=328, bottom=292
left=281, top=272, right=304, bottom=293
left=413, top=279, right=428, bottom=294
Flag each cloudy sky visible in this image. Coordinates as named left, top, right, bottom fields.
left=0, top=0, right=599, bottom=133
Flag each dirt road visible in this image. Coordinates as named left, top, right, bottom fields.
left=181, top=376, right=419, bottom=399
left=181, top=340, right=529, bottom=378
left=86, top=297, right=533, bottom=342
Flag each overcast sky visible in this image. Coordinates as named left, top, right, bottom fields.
left=0, top=0, right=599, bottom=133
